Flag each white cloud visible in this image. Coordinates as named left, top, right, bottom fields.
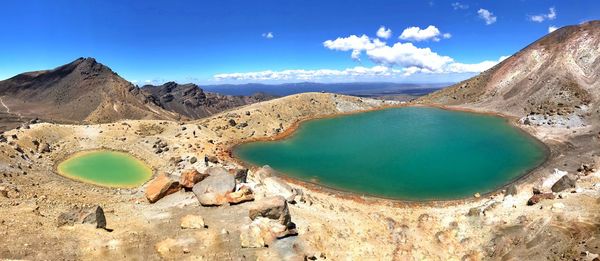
left=548, top=25, right=558, bottom=33
left=366, top=42, right=453, bottom=71
left=399, top=25, right=449, bottom=42
left=351, top=49, right=362, bottom=61
left=445, top=56, right=509, bottom=73
left=478, top=9, right=497, bottom=25
left=530, top=7, right=557, bottom=23
left=376, top=26, right=392, bottom=39
left=442, top=33, right=452, bottom=39
left=213, top=66, right=405, bottom=81
left=323, top=34, right=386, bottom=51
left=452, top=2, right=469, bottom=10
left=262, top=32, right=274, bottom=39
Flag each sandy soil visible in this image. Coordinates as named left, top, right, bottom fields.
left=0, top=93, right=599, bottom=260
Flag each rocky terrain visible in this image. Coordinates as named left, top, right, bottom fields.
left=0, top=58, right=179, bottom=127
left=141, top=82, right=274, bottom=119
left=0, top=21, right=599, bottom=260
left=0, top=58, right=272, bottom=131
left=421, top=21, right=599, bottom=129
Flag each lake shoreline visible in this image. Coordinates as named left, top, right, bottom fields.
left=226, top=101, right=552, bottom=207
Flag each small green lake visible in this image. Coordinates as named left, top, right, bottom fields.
left=57, top=150, right=153, bottom=188
left=234, top=107, right=548, bottom=200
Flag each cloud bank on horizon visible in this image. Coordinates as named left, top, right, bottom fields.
left=214, top=24, right=507, bottom=82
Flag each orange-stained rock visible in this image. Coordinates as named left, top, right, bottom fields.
left=179, top=169, right=208, bottom=189
left=226, top=186, right=254, bottom=204
left=145, top=174, right=181, bottom=203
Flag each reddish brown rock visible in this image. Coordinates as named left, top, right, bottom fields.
left=145, top=174, right=181, bottom=203
left=527, top=193, right=554, bottom=206
left=179, top=169, right=208, bottom=189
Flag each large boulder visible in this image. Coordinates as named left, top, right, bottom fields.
left=551, top=175, right=576, bottom=192
left=248, top=196, right=291, bottom=226
left=145, top=174, right=182, bottom=203
left=179, top=169, right=208, bottom=189
left=57, top=205, right=106, bottom=229
left=192, top=168, right=235, bottom=206
left=264, top=177, right=297, bottom=202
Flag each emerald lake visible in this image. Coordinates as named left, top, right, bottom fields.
left=234, top=107, right=548, bottom=200
left=57, top=150, right=153, bottom=188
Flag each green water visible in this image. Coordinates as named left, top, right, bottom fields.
left=57, top=150, right=153, bottom=188
left=235, top=107, right=547, bottom=200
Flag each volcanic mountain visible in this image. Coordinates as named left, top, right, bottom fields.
left=421, top=21, right=599, bottom=125
left=0, top=58, right=272, bottom=130
left=141, top=82, right=273, bottom=119
left=0, top=58, right=179, bottom=126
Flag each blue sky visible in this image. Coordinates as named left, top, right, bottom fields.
left=0, top=0, right=598, bottom=84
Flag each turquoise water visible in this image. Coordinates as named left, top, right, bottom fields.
left=57, top=150, right=153, bottom=188
left=234, top=107, right=547, bottom=200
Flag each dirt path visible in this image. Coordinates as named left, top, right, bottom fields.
left=0, top=96, right=10, bottom=113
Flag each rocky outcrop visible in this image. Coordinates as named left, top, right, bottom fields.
left=551, top=175, right=577, bottom=192
left=192, top=167, right=235, bottom=206
left=57, top=205, right=106, bottom=229
left=141, top=82, right=273, bottom=119
left=145, top=174, right=182, bottom=203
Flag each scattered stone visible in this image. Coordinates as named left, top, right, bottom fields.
left=189, top=157, right=197, bottom=164
left=532, top=187, right=541, bottom=194
left=180, top=215, right=205, bottom=229
left=473, top=193, right=481, bottom=198
left=155, top=238, right=177, bottom=257
left=179, top=169, right=208, bottom=189
left=38, top=143, right=51, bottom=153
left=57, top=205, right=106, bottom=229
left=551, top=174, right=576, bottom=192
left=145, top=174, right=182, bottom=203
left=204, top=155, right=219, bottom=164
left=192, top=168, right=235, bottom=206
left=467, top=207, right=481, bottom=216
left=226, top=185, right=254, bottom=204
left=527, top=193, right=554, bottom=206
left=234, top=168, right=248, bottom=183
left=228, top=119, right=237, bottom=126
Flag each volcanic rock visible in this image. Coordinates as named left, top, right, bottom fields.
left=57, top=205, right=106, bottom=229
left=179, top=169, right=208, bottom=189
left=551, top=175, right=577, bottom=192
left=192, top=169, right=235, bottom=206
left=145, top=174, right=182, bottom=203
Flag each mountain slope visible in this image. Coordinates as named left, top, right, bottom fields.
left=0, top=58, right=179, bottom=124
left=141, top=82, right=274, bottom=119
left=421, top=21, right=599, bottom=124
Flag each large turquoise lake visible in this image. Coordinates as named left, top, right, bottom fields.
left=234, top=107, right=548, bottom=200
